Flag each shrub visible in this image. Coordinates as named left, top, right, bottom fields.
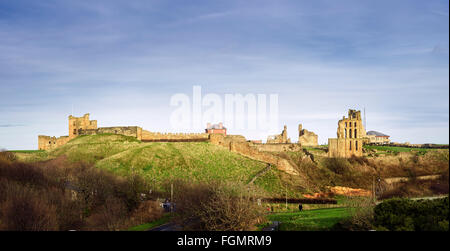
left=323, top=158, right=352, bottom=175
left=373, top=197, right=449, bottom=231
left=332, top=196, right=375, bottom=231
left=0, top=184, right=58, bottom=231
left=0, top=156, right=156, bottom=231
left=169, top=180, right=264, bottom=231
left=129, top=200, right=163, bottom=226
left=85, top=197, right=128, bottom=231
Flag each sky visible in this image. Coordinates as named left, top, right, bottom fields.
left=0, top=0, right=448, bottom=150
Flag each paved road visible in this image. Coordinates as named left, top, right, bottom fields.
left=261, top=221, right=280, bottom=231
left=148, top=222, right=182, bottom=231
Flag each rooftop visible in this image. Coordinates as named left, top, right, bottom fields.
left=367, top=131, right=389, bottom=137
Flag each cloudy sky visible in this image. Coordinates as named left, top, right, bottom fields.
left=0, top=0, right=448, bottom=150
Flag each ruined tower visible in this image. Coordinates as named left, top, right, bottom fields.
left=68, top=113, right=97, bottom=139
left=298, top=123, right=318, bottom=146
left=267, top=125, right=291, bottom=143
left=328, top=109, right=366, bottom=157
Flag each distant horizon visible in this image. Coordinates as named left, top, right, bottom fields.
left=1, top=0, right=448, bottom=149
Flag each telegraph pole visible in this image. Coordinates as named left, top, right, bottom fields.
left=285, top=185, right=288, bottom=210
left=170, top=183, right=174, bottom=212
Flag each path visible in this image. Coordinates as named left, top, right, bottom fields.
left=248, top=164, right=272, bottom=185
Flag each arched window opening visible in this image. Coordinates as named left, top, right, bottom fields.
left=355, top=129, right=357, bottom=138
left=349, top=141, right=352, bottom=150
left=354, top=122, right=357, bottom=127
left=356, top=140, right=358, bottom=150
left=349, top=129, right=352, bottom=138
left=73, top=129, right=77, bottom=135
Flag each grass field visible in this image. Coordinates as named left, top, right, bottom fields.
left=266, top=207, right=351, bottom=231
left=363, top=145, right=433, bottom=155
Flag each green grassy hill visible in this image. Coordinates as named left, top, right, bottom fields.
left=15, top=134, right=295, bottom=196
left=14, top=134, right=448, bottom=198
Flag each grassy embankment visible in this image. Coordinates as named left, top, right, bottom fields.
left=14, top=134, right=298, bottom=197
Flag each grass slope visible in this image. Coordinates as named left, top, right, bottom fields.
left=17, top=134, right=292, bottom=196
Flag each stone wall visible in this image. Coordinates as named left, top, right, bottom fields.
left=298, top=124, right=318, bottom=146
left=209, top=134, right=299, bottom=175
left=82, top=126, right=143, bottom=140
left=38, top=135, right=70, bottom=150
left=250, top=143, right=302, bottom=152
left=141, top=130, right=209, bottom=142
left=328, top=138, right=363, bottom=158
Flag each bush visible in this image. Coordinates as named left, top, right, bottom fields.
left=332, top=196, right=375, bottom=231
left=169, top=180, right=264, bottom=231
left=0, top=184, right=58, bottom=231
left=0, top=156, right=156, bottom=231
left=323, top=158, right=352, bottom=175
left=373, top=197, right=449, bottom=231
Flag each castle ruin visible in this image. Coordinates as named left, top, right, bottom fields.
left=38, top=113, right=209, bottom=150
left=328, top=109, right=366, bottom=158
left=267, top=125, right=291, bottom=144
left=298, top=124, right=318, bottom=146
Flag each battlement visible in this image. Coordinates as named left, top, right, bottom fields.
left=141, top=130, right=209, bottom=142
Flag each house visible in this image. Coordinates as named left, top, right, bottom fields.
left=205, top=123, right=227, bottom=135
left=366, top=131, right=390, bottom=144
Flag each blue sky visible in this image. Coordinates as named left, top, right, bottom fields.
left=0, top=0, right=448, bottom=149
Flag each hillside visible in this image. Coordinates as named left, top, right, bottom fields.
left=15, top=134, right=297, bottom=197
left=13, top=134, right=449, bottom=198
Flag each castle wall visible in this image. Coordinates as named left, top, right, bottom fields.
left=141, top=130, right=209, bottom=142
left=298, top=124, right=318, bottom=146
left=328, top=137, right=363, bottom=157
left=38, top=135, right=70, bottom=150
left=81, top=126, right=142, bottom=139
left=209, top=134, right=299, bottom=175
left=250, top=143, right=302, bottom=152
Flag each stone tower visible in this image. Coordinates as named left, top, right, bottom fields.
left=328, top=109, right=366, bottom=157
left=68, top=113, right=97, bottom=139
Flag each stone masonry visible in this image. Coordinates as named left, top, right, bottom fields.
left=298, top=124, right=318, bottom=146
left=328, top=109, right=366, bottom=158
left=267, top=125, right=291, bottom=143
